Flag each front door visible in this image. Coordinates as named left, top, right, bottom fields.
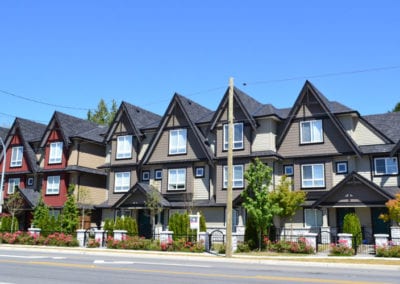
left=371, top=207, right=390, bottom=235
left=138, top=210, right=152, bottom=239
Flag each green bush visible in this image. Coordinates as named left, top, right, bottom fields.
left=376, top=245, right=400, bottom=257
left=343, top=213, right=362, bottom=248
left=236, top=242, right=251, bottom=253
left=0, top=216, right=18, bottom=232
left=104, top=217, right=138, bottom=236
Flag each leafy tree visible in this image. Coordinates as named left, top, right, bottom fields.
left=270, top=175, right=307, bottom=228
left=87, top=99, right=118, bottom=126
left=168, top=212, right=190, bottom=240
left=60, top=185, right=79, bottom=234
left=241, top=158, right=282, bottom=250
left=199, top=212, right=207, bottom=232
left=76, top=186, right=92, bottom=229
left=145, top=186, right=164, bottom=233
left=3, top=190, right=25, bottom=232
left=392, top=102, right=400, bottom=112
left=0, top=215, right=18, bottom=232
left=32, top=196, right=52, bottom=236
left=380, top=193, right=400, bottom=224
left=343, top=213, right=362, bottom=249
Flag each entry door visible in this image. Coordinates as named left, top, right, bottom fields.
left=371, top=207, right=390, bottom=235
left=336, top=208, right=355, bottom=232
left=138, top=210, right=152, bottom=239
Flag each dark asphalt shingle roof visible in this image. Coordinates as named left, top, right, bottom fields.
left=123, top=101, right=162, bottom=130
left=0, top=127, right=9, bottom=141
left=363, top=112, right=400, bottom=143
left=175, top=94, right=214, bottom=124
left=18, top=188, right=41, bottom=208
left=234, top=87, right=265, bottom=116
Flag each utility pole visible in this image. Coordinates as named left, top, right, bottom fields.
left=0, top=137, right=6, bottom=213
left=225, top=77, right=234, bottom=257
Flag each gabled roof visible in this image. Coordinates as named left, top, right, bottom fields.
left=40, top=111, right=103, bottom=147
left=312, top=171, right=395, bottom=208
left=209, top=87, right=264, bottom=131
left=112, top=182, right=170, bottom=208
left=0, top=126, right=9, bottom=141
left=4, top=118, right=46, bottom=171
left=18, top=188, right=41, bottom=208
left=276, top=81, right=362, bottom=157
left=105, top=101, right=161, bottom=143
left=141, top=93, right=214, bottom=165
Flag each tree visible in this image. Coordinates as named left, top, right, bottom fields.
left=392, top=102, right=400, bottom=112
left=241, top=158, right=282, bottom=250
left=3, top=190, right=25, bottom=233
left=380, top=193, right=400, bottom=224
left=145, top=186, right=164, bottom=234
left=343, top=213, right=362, bottom=250
left=60, top=185, right=79, bottom=234
left=270, top=175, right=307, bottom=228
left=87, top=99, right=118, bottom=126
left=76, top=186, right=92, bottom=229
left=32, top=196, right=52, bottom=236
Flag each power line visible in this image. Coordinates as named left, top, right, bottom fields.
left=0, top=89, right=91, bottom=111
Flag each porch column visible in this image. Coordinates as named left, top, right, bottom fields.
left=338, top=233, right=352, bottom=248
left=391, top=226, right=400, bottom=245
left=320, top=208, right=331, bottom=244
left=235, top=207, right=245, bottom=241
left=374, top=234, right=389, bottom=247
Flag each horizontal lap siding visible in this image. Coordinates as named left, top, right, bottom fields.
left=252, top=119, right=277, bottom=152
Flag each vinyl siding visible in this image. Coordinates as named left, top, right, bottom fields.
left=215, top=161, right=249, bottom=204
left=352, top=119, right=386, bottom=145
left=252, top=118, right=277, bottom=152
left=193, top=164, right=209, bottom=200
left=292, top=159, right=332, bottom=191
left=110, top=116, right=138, bottom=165
left=69, top=173, right=107, bottom=205
left=107, top=168, right=138, bottom=205
left=68, top=141, right=105, bottom=168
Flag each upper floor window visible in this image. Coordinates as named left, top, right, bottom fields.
left=10, top=146, right=23, bottom=167
left=336, top=161, right=348, bottom=174
left=116, top=135, right=132, bottom=159
left=301, top=163, right=325, bottom=188
left=169, top=129, right=187, bottom=155
left=168, top=168, right=186, bottom=191
left=142, top=170, right=150, bottom=182
left=155, top=169, right=163, bottom=180
left=46, top=175, right=60, bottom=195
left=223, top=165, right=244, bottom=188
left=374, top=157, right=398, bottom=175
left=223, top=123, right=243, bottom=150
left=300, top=120, right=323, bottom=144
left=8, top=178, right=20, bottom=194
left=114, top=172, right=130, bottom=192
left=49, top=142, right=63, bottom=164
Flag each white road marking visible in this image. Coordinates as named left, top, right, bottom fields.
left=93, top=260, right=210, bottom=268
left=0, top=254, right=66, bottom=260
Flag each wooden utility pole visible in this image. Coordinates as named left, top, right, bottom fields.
left=225, top=77, right=234, bottom=257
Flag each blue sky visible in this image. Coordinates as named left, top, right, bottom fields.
left=0, top=1, right=399, bottom=127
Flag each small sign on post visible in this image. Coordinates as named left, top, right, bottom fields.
left=189, top=212, right=201, bottom=241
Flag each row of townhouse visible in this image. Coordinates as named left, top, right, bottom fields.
left=1, top=81, right=400, bottom=242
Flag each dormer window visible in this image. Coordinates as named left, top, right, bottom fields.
left=10, top=146, right=23, bottom=167
left=116, top=135, right=133, bottom=159
left=49, top=142, right=63, bottom=164
left=300, top=120, right=323, bottom=144
left=223, top=122, right=243, bottom=150
left=374, top=157, right=398, bottom=175
left=169, top=129, right=187, bottom=155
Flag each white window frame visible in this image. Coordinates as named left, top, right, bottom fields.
left=223, top=165, right=244, bottom=188
left=301, top=163, right=325, bottom=188
left=300, top=120, right=323, bottom=144
left=10, top=146, right=23, bottom=167
left=374, top=157, right=398, bottom=175
left=304, top=209, right=323, bottom=227
left=195, top=167, right=204, bottom=178
left=49, top=142, right=63, bottom=164
left=168, top=168, right=186, bottom=191
left=169, top=129, right=187, bottom=155
left=223, top=122, right=244, bottom=150
left=142, top=170, right=150, bottom=181
left=283, top=165, right=294, bottom=176
left=116, top=135, right=132, bottom=159
left=336, top=161, right=348, bottom=174
left=155, top=169, right=163, bottom=180
left=7, top=178, right=20, bottom=194
left=46, top=176, right=60, bottom=195
left=114, top=172, right=131, bottom=192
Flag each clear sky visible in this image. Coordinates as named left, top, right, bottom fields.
left=0, top=1, right=399, bottom=127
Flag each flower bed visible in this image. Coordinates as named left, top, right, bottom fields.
left=0, top=231, right=79, bottom=247
left=376, top=244, right=400, bottom=258
left=264, top=237, right=315, bottom=254
left=329, top=239, right=355, bottom=256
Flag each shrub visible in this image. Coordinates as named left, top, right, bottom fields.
left=343, top=213, right=362, bottom=248
left=329, top=239, right=355, bottom=256
left=236, top=242, right=251, bottom=253
left=376, top=245, right=400, bottom=257
left=266, top=237, right=314, bottom=254
left=0, top=231, right=78, bottom=247
left=87, top=238, right=101, bottom=248
left=0, top=216, right=18, bottom=232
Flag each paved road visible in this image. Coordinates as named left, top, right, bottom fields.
left=0, top=246, right=399, bottom=284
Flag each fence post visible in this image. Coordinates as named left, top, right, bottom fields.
left=28, top=227, right=41, bottom=238
left=94, top=229, right=106, bottom=247
left=304, top=233, right=318, bottom=253
left=199, top=231, right=209, bottom=252
left=76, top=229, right=86, bottom=247
left=337, top=233, right=352, bottom=248
left=391, top=226, right=400, bottom=245
left=113, top=230, right=127, bottom=241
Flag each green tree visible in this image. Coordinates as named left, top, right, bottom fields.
left=241, top=158, right=282, bottom=250
left=343, top=213, right=362, bottom=250
left=77, top=186, right=92, bottom=229
left=3, top=190, right=25, bottom=233
left=392, top=102, right=400, bottom=112
left=60, top=185, right=79, bottom=234
left=87, top=99, right=118, bottom=126
left=32, top=196, right=52, bottom=236
left=145, top=186, right=164, bottom=234
left=270, top=175, right=307, bottom=228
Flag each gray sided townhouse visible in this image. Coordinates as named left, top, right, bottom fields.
left=100, top=81, right=400, bottom=242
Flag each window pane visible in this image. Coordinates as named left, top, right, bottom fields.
left=387, top=158, right=398, bottom=174
left=313, top=165, right=324, bottom=179
left=301, top=122, right=311, bottom=143
left=49, top=142, right=63, bottom=164
left=117, top=135, right=132, bottom=159
left=11, top=146, right=23, bottom=167
left=169, top=129, right=187, bottom=154
left=168, top=168, right=186, bottom=190
left=302, top=165, right=312, bottom=179
left=312, top=120, right=323, bottom=142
